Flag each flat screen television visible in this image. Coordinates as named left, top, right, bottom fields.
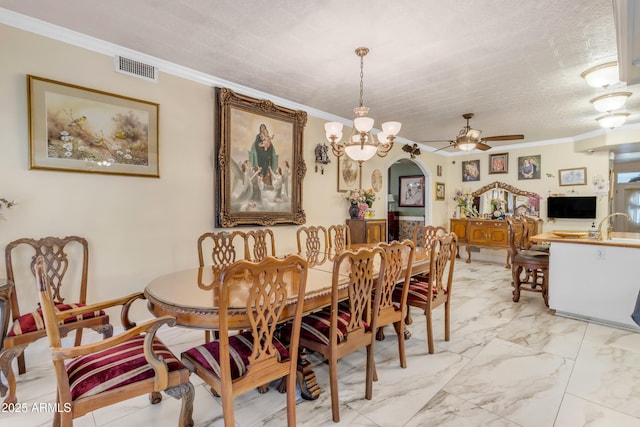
left=547, top=196, right=597, bottom=219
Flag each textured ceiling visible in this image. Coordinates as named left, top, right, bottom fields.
left=2, top=0, right=639, bottom=153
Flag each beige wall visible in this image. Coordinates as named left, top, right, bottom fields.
left=0, top=23, right=612, bottom=313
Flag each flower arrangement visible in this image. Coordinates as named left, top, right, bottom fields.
left=453, top=190, right=478, bottom=217
left=0, top=197, right=16, bottom=220
left=344, top=188, right=377, bottom=208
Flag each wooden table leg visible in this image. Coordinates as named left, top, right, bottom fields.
left=278, top=349, right=321, bottom=400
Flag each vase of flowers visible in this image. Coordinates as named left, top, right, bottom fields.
left=345, top=189, right=377, bottom=219
left=452, top=190, right=478, bottom=218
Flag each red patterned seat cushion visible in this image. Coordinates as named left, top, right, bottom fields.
left=393, top=280, right=445, bottom=304
left=181, top=331, right=289, bottom=380
left=282, top=307, right=368, bottom=346
left=67, top=334, right=184, bottom=400
left=8, top=303, right=106, bottom=337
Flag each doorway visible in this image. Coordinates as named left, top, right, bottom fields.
left=387, top=157, right=429, bottom=241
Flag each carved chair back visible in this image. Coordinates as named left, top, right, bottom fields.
left=327, top=224, right=351, bottom=252
left=197, top=231, right=247, bottom=268
left=412, top=225, right=447, bottom=250
left=244, top=229, right=276, bottom=261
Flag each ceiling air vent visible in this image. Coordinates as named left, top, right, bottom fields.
left=114, top=55, right=158, bottom=82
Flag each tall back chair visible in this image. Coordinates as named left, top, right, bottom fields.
left=395, top=233, right=457, bottom=354
left=507, top=216, right=550, bottom=306
left=197, top=231, right=247, bottom=268
left=34, top=256, right=194, bottom=427
left=412, top=225, right=446, bottom=250
left=296, top=225, right=328, bottom=266
left=244, top=228, right=276, bottom=261
left=327, top=224, right=351, bottom=252
left=1, top=236, right=112, bottom=404
left=197, top=230, right=248, bottom=342
left=181, top=255, right=309, bottom=427
left=291, top=246, right=386, bottom=422
left=378, top=240, right=415, bottom=368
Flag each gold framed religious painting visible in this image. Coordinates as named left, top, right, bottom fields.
left=215, top=87, right=307, bottom=227
left=27, top=75, right=159, bottom=177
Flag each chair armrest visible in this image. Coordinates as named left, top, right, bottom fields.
left=54, top=292, right=146, bottom=329
left=51, top=315, right=176, bottom=361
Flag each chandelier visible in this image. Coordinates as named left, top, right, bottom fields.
left=324, top=47, right=401, bottom=162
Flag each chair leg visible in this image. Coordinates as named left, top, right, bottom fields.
left=74, top=328, right=84, bottom=347
left=425, top=310, right=435, bottom=354
left=173, top=382, right=195, bottom=427
left=512, top=265, right=522, bottom=302
left=444, top=302, right=451, bottom=342
left=17, top=352, right=26, bottom=375
left=221, top=386, right=235, bottom=427
left=329, top=356, right=340, bottom=422
left=286, top=373, right=297, bottom=427
left=149, top=391, right=162, bottom=404
left=365, top=344, right=374, bottom=400
left=0, top=345, right=26, bottom=404
left=542, top=269, right=549, bottom=307
left=394, top=320, right=407, bottom=368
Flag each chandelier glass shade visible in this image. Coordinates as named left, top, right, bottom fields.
left=456, top=135, right=477, bottom=151
left=325, top=47, right=400, bottom=162
left=580, top=61, right=619, bottom=88
left=596, top=112, right=630, bottom=129
left=590, top=92, right=631, bottom=113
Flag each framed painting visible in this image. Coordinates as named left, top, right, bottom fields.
left=215, top=87, right=307, bottom=227
left=337, top=156, right=361, bottom=192
left=27, top=75, right=159, bottom=177
left=489, top=152, right=509, bottom=174
left=399, top=175, right=425, bottom=207
left=435, top=182, right=445, bottom=201
left=462, top=159, right=480, bottom=182
left=559, top=167, right=587, bottom=186
left=518, top=155, right=541, bottom=180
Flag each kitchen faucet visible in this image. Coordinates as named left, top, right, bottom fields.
left=597, top=212, right=631, bottom=240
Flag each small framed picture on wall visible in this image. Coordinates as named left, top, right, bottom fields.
left=462, top=160, right=480, bottom=182
left=399, top=175, right=425, bottom=207
left=435, top=182, right=445, bottom=200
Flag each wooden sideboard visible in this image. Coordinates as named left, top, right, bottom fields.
left=347, top=219, right=387, bottom=244
left=450, top=217, right=541, bottom=268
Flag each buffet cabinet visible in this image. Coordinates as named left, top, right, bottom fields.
left=347, top=219, right=387, bottom=244
left=450, top=218, right=541, bottom=268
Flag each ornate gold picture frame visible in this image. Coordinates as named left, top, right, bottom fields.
left=215, top=87, right=307, bottom=227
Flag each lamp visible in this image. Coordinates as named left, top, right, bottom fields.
left=456, top=135, right=477, bottom=151
left=325, top=47, right=401, bottom=163
left=590, top=92, right=632, bottom=113
left=580, top=61, right=619, bottom=88
left=596, top=112, right=630, bottom=129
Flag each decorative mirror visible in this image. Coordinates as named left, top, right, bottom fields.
left=472, top=181, right=540, bottom=218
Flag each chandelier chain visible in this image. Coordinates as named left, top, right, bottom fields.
left=359, top=54, right=364, bottom=108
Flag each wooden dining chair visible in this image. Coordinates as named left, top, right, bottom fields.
left=1, top=236, right=113, bottom=404
left=287, top=246, right=386, bottom=422
left=507, top=216, right=550, bottom=306
left=327, top=224, right=351, bottom=252
left=296, top=225, right=328, bottom=266
left=393, top=233, right=457, bottom=354
left=34, top=255, right=195, bottom=427
left=197, top=231, right=247, bottom=342
left=181, top=255, right=309, bottom=427
left=412, top=225, right=447, bottom=250
left=377, top=240, right=415, bottom=368
left=244, top=228, right=276, bottom=261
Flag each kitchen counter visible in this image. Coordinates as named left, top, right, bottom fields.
left=530, top=231, right=640, bottom=331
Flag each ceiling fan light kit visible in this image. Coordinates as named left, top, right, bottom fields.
left=325, top=47, right=400, bottom=163
left=580, top=61, right=619, bottom=88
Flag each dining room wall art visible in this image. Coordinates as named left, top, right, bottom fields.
left=462, top=159, right=480, bottom=182
left=399, top=175, right=425, bottom=207
left=559, top=167, right=587, bottom=186
left=337, top=156, right=360, bottom=192
left=27, top=75, right=159, bottom=177
left=489, top=153, right=509, bottom=174
left=215, top=87, right=307, bottom=227
left=517, top=155, right=541, bottom=180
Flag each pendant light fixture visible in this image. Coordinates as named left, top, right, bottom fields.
left=324, top=47, right=401, bottom=162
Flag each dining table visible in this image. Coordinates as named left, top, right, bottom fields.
left=144, top=243, right=429, bottom=400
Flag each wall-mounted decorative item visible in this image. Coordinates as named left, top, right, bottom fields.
left=517, top=155, right=541, bottom=180
left=437, top=164, right=442, bottom=177
left=399, top=175, right=425, bottom=207
left=559, top=167, right=587, bottom=186
left=337, top=156, right=360, bottom=192
left=314, top=143, right=330, bottom=174
left=215, top=87, right=307, bottom=227
left=371, top=169, right=383, bottom=192
left=489, top=153, right=509, bottom=174
left=435, top=182, right=445, bottom=201
left=462, top=160, right=480, bottom=182
left=27, top=75, right=159, bottom=177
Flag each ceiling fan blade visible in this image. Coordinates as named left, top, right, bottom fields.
left=418, top=139, right=455, bottom=143
left=482, top=134, right=524, bottom=142
left=432, top=143, right=456, bottom=153
left=475, top=142, right=492, bottom=151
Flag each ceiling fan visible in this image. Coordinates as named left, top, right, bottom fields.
left=421, top=113, right=524, bottom=152
left=401, top=143, right=421, bottom=159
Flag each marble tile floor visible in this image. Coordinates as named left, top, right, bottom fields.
left=3, top=260, right=640, bottom=427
